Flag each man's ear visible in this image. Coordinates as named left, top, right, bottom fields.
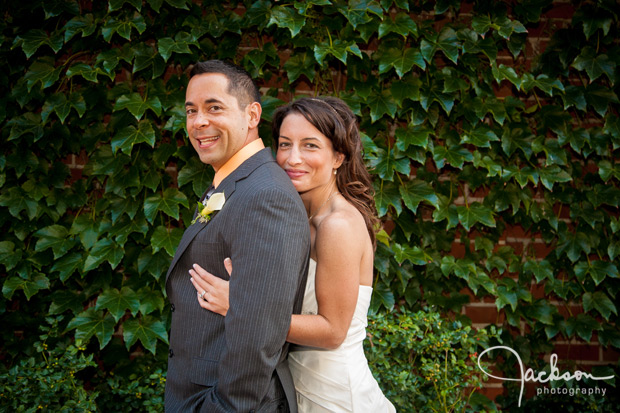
left=247, top=101, right=262, bottom=129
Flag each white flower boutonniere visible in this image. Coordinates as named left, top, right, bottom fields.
left=192, top=192, right=225, bottom=224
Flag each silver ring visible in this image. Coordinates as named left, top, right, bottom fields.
left=199, top=290, right=206, bottom=299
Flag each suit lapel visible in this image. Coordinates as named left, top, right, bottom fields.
left=165, top=148, right=275, bottom=282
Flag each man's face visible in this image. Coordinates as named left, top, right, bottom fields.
left=185, top=73, right=252, bottom=170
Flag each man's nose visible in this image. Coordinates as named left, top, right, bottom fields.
left=195, top=111, right=210, bottom=127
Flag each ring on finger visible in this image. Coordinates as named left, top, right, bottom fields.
left=199, top=290, right=206, bottom=299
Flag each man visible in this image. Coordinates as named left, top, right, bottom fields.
left=165, top=60, right=310, bottom=412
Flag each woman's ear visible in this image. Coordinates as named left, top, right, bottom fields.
left=247, top=101, right=262, bottom=129
left=334, top=152, right=345, bottom=169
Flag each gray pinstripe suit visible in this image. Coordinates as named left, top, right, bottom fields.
left=165, top=148, right=310, bottom=412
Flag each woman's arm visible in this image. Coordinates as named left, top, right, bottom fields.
left=191, top=213, right=368, bottom=349
left=286, top=213, right=365, bottom=349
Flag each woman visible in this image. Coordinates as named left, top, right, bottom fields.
left=190, top=97, right=395, bottom=412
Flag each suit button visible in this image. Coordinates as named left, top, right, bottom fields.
left=171, top=303, right=175, bottom=312
left=169, top=348, right=174, bottom=358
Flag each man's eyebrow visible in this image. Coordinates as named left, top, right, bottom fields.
left=185, top=98, right=224, bottom=107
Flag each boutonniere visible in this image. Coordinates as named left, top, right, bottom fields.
left=192, top=192, right=225, bottom=224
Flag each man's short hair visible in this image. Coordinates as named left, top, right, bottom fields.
left=190, top=60, right=261, bottom=108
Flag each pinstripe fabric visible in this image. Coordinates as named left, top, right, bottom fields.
left=165, top=149, right=310, bottom=413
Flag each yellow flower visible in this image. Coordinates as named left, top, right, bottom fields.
left=192, top=192, right=226, bottom=224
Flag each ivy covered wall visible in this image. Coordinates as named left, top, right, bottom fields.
left=1, top=0, right=618, bottom=410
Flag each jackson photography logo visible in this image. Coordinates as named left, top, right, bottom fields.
left=477, top=345, right=615, bottom=407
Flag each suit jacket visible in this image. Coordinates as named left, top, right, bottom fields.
left=165, top=148, right=310, bottom=412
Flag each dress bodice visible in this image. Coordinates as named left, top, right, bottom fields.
left=289, top=259, right=395, bottom=412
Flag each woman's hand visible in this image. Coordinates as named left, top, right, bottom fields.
left=189, top=258, right=232, bottom=316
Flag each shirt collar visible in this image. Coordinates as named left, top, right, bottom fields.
left=213, top=138, right=265, bottom=188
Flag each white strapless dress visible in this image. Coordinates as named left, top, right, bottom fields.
left=288, top=259, right=396, bottom=412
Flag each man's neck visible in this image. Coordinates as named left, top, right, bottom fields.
left=212, top=138, right=265, bottom=188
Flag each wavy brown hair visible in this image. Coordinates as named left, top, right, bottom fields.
left=272, top=96, right=379, bottom=248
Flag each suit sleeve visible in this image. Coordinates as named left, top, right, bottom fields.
left=200, top=186, right=309, bottom=412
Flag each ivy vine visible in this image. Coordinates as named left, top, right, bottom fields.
left=1, top=0, right=618, bottom=409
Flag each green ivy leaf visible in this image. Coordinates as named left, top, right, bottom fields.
left=558, top=231, right=591, bottom=263
left=572, top=48, right=615, bottom=84
left=111, top=120, right=157, bottom=154
left=50, top=252, right=83, bottom=282
left=561, top=85, right=587, bottom=111
left=12, top=29, right=64, bottom=58
left=2, top=274, right=50, bottom=300
left=336, top=0, right=383, bottom=29
left=101, top=13, right=147, bottom=42
left=132, top=43, right=166, bottom=78
left=151, top=225, right=184, bottom=256
left=573, top=8, right=613, bottom=40
left=314, top=39, right=361, bottom=65
left=34, top=224, right=75, bottom=259
left=432, top=195, right=459, bottom=229
left=177, top=157, right=214, bottom=198
left=462, top=124, right=499, bottom=148
left=0, top=241, right=21, bottom=272
left=585, top=84, right=619, bottom=117
left=365, top=89, right=398, bottom=122
left=457, top=203, right=496, bottom=231
left=0, top=187, right=39, bottom=219
left=108, top=0, right=142, bottom=12
left=23, top=59, right=62, bottom=91
left=41, top=92, right=86, bottom=123
left=157, top=32, right=196, bottom=62
left=63, top=14, right=97, bottom=42
left=432, top=144, right=473, bottom=169
left=66, top=308, right=116, bottom=349
left=269, top=5, right=306, bottom=37
left=565, top=313, right=599, bottom=342
left=366, top=148, right=409, bottom=181
left=374, top=180, right=402, bottom=217
left=399, top=179, right=438, bottom=214
left=83, top=238, right=124, bottom=272
left=370, top=282, right=395, bottom=311
left=523, top=259, right=553, bottom=282
left=521, top=73, right=564, bottom=95
left=525, top=299, right=556, bottom=325
left=123, top=315, right=169, bottom=354
left=491, top=63, right=521, bottom=89
left=471, top=15, right=492, bottom=34
left=138, top=248, right=172, bottom=278
left=420, top=27, right=459, bottom=64
left=394, top=125, right=431, bottom=151
left=377, top=47, right=425, bottom=77
left=393, top=243, right=432, bottom=265
left=283, top=52, right=316, bottom=83
left=494, top=16, right=527, bottom=39
left=583, top=291, right=617, bottom=321
left=96, top=287, right=140, bottom=322
left=49, top=290, right=85, bottom=315
left=496, top=285, right=518, bottom=312
left=114, top=93, right=162, bottom=120
left=136, top=287, right=165, bottom=315
left=538, top=165, right=571, bottom=190
left=144, top=187, right=189, bottom=223
left=378, top=12, right=417, bottom=39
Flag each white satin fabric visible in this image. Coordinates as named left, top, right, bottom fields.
left=288, top=259, right=396, bottom=412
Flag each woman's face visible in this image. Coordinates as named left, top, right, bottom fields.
left=276, top=113, right=343, bottom=194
